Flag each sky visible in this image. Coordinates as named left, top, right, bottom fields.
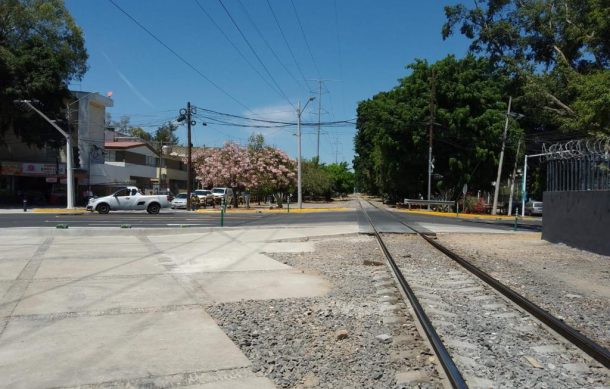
left=65, top=0, right=470, bottom=167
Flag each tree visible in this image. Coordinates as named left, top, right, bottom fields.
left=443, top=0, right=610, bottom=134
left=1, top=0, right=88, bottom=146
left=302, top=159, right=334, bottom=200
left=354, top=55, right=519, bottom=202
left=191, top=137, right=296, bottom=207
left=153, top=121, right=178, bottom=148
left=324, top=162, right=355, bottom=196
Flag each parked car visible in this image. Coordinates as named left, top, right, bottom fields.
left=87, top=186, right=171, bottom=214
left=524, top=200, right=543, bottom=216
left=170, top=193, right=200, bottom=209
left=210, top=187, right=234, bottom=205
left=193, top=189, right=214, bottom=206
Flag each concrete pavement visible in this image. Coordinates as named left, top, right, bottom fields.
left=0, top=225, right=358, bottom=388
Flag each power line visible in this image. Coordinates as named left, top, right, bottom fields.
left=266, top=0, right=310, bottom=88
left=236, top=0, right=306, bottom=92
left=192, top=0, right=284, bottom=102
left=289, top=0, right=321, bottom=78
left=107, top=0, right=252, bottom=113
left=217, top=0, right=295, bottom=108
left=194, top=105, right=355, bottom=126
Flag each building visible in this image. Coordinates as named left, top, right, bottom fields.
left=89, top=130, right=187, bottom=196
left=0, top=91, right=113, bottom=206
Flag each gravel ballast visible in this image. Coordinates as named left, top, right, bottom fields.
left=206, top=235, right=443, bottom=388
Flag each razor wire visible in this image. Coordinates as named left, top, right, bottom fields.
left=543, top=137, right=610, bottom=191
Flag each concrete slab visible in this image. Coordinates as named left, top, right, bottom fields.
left=0, top=309, right=254, bottom=388
left=13, top=275, right=196, bottom=315
left=34, top=256, right=168, bottom=278
left=168, top=252, right=291, bottom=274
left=0, top=260, right=28, bottom=281
left=0, top=244, right=40, bottom=261
left=190, top=269, right=330, bottom=302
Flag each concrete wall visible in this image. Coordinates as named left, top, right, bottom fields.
left=543, top=191, right=610, bottom=256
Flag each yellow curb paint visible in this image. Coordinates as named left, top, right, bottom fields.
left=395, top=209, right=532, bottom=221
left=195, top=208, right=354, bottom=214
left=32, top=209, right=86, bottom=214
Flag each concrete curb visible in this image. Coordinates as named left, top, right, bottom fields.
left=395, top=208, right=536, bottom=221
left=194, top=207, right=354, bottom=214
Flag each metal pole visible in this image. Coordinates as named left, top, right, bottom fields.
left=186, top=101, right=192, bottom=211
left=521, top=155, right=527, bottom=217
left=297, top=100, right=303, bottom=209
left=492, top=96, right=512, bottom=215
left=22, top=101, right=74, bottom=209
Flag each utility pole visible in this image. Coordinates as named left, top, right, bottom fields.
left=316, top=80, right=322, bottom=163
left=296, top=97, right=315, bottom=209
left=507, top=138, right=521, bottom=216
left=427, top=70, right=436, bottom=210
left=178, top=103, right=202, bottom=211
left=492, top=96, right=512, bottom=215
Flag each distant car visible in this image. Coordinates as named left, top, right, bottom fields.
left=193, top=189, right=214, bottom=206
left=525, top=200, right=543, bottom=216
left=170, top=193, right=200, bottom=209
left=210, top=187, right=234, bottom=205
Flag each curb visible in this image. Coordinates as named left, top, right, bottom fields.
left=31, top=209, right=87, bottom=215
left=194, top=207, right=354, bottom=214
left=395, top=208, right=536, bottom=221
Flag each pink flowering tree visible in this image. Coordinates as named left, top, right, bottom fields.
left=249, top=145, right=297, bottom=207
left=190, top=138, right=296, bottom=207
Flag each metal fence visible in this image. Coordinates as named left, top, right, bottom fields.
left=544, top=137, right=610, bottom=192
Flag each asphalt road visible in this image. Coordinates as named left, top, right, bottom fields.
left=0, top=209, right=542, bottom=232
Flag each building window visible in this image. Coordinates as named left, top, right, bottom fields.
left=105, top=150, right=116, bottom=162
left=146, top=156, right=158, bottom=167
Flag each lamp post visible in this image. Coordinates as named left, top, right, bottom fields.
left=297, top=97, right=316, bottom=209
left=15, top=100, right=75, bottom=209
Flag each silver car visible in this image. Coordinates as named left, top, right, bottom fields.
left=525, top=201, right=543, bottom=216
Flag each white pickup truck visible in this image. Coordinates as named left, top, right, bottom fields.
left=86, top=186, right=171, bottom=214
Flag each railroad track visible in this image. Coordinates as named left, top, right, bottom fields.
left=358, top=198, right=610, bottom=388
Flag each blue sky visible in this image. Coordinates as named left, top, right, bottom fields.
left=65, top=0, right=469, bottom=166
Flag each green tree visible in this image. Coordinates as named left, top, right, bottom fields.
left=443, top=0, right=610, bottom=134
left=1, top=0, right=88, bottom=146
left=302, top=159, right=334, bottom=200
left=153, top=121, right=178, bottom=148
left=354, top=55, right=519, bottom=202
left=324, top=162, right=354, bottom=196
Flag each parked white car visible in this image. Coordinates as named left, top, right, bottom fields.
left=525, top=200, right=543, bottom=216
left=211, top=187, right=234, bottom=205
left=86, top=186, right=171, bottom=214
left=170, top=193, right=200, bottom=209
left=193, top=189, right=214, bottom=206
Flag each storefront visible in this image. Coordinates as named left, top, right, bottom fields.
left=0, top=161, right=85, bottom=205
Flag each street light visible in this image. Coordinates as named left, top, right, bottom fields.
left=297, top=97, right=316, bottom=209
left=14, top=100, right=75, bottom=209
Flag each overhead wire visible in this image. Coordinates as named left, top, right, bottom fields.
left=192, top=0, right=284, bottom=102
left=289, top=0, right=321, bottom=78
left=217, top=0, right=295, bottom=108
left=236, top=0, right=306, bottom=92
left=107, top=0, right=252, bottom=113
left=265, top=0, right=310, bottom=88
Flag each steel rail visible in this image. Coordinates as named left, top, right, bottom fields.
left=358, top=200, right=469, bottom=389
left=367, top=200, right=610, bottom=369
